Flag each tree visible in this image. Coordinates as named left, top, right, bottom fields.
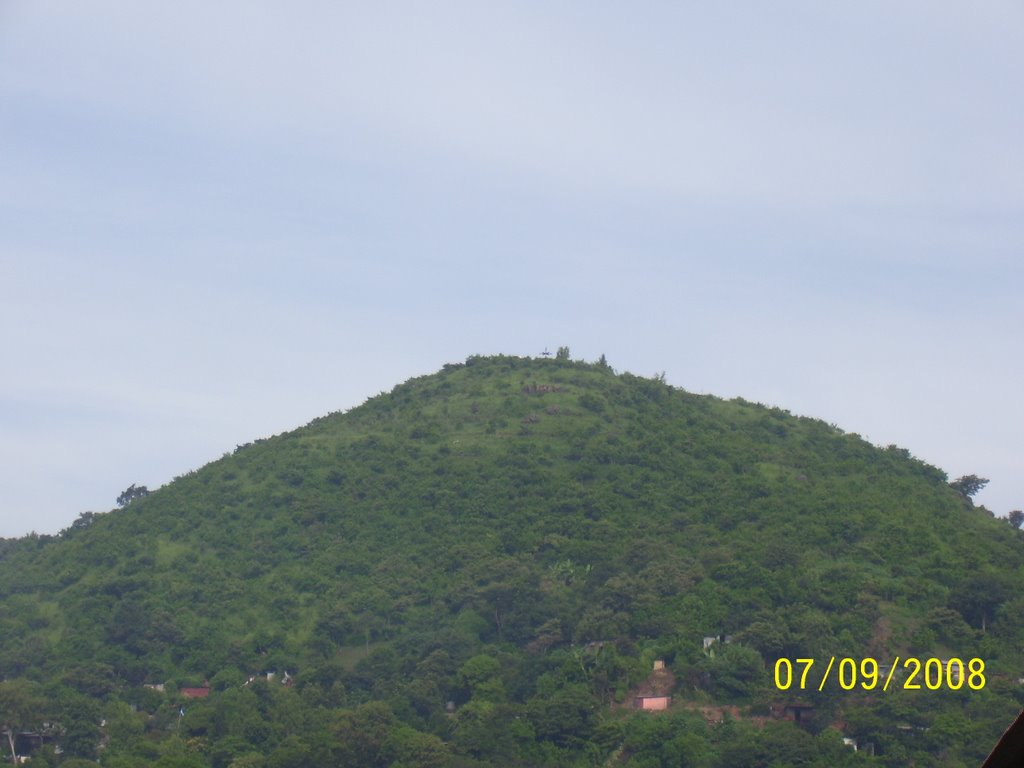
left=701, top=643, right=766, bottom=699
left=949, top=474, right=988, bottom=499
left=380, top=726, right=451, bottom=768
left=59, top=705, right=102, bottom=760
left=330, top=701, right=396, bottom=766
left=62, top=512, right=101, bottom=538
left=116, top=484, right=150, bottom=507
left=950, top=572, right=1010, bottom=631
left=556, top=346, right=571, bottom=361
left=527, top=684, right=595, bottom=746
left=0, top=680, right=46, bottom=766
left=1009, top=510, right=1024, bottom=529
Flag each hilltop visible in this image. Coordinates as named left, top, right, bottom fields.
left=1, top=354, right=1022, bottom=767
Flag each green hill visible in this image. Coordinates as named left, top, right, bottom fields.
left=1, top=354, right=1021, bottom=767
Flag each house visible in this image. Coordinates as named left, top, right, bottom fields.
left=631, top=660, right=675, bottom=712
left=702, top=635, right=733, bottom=654
left=180, top=687, right=210, bottom=699
left=243, top=671, right=293, bottom=687
left=14, top=731, right=44, bottom=755
left=634, top=695, right=671, bottom=711
left=933, top=659, right=962, bottom=685
left=12, top=724, right=60, bottom=761
left=770, top=701, right=814, bottom=724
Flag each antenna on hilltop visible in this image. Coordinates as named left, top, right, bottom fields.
left=541, top=348, right=552, bottom=357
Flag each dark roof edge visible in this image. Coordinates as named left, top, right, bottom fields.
left=982, top=708, right=1024, bottom=768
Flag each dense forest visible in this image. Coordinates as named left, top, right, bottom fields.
left=1, top=353, right=1022, bottom=767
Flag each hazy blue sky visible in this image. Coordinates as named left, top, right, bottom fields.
left=1, top=2, right=1021, bottom=537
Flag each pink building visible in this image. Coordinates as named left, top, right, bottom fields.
left=634, top=695, right=671, bottom=711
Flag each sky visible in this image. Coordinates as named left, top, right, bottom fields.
left=1, top=2, right=1021, bottom=537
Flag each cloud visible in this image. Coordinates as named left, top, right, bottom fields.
left=0, top=1, right=1021, bottom=535
left=5, top=2, right=1021, bottom=209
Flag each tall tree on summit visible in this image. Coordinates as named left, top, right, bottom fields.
left=116, top=484, right=149, bottom=507
left=950, top=475, right=989, bottom=500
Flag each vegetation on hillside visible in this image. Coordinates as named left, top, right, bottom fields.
left=1, top=354, right=1022, bottom=767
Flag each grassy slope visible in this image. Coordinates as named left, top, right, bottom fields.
left=0, top=354, right=1021, bottom=765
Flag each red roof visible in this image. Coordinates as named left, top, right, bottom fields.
left=181, top=687, right=210, bottom=698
